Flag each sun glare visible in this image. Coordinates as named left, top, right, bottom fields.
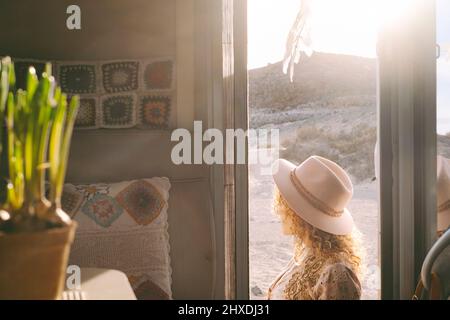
left=248, top=0, right=410, bottom=69
left=310, top=0, right=379, bottom=58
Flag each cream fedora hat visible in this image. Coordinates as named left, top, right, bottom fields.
left=272, top=156, right=354, bottom=236
left=437, top=156, right=450, bottom=232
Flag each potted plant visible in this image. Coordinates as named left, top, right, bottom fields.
left=0, top=57, right=79, bottom=300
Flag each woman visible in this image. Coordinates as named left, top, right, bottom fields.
left=268, top=156, right=362, bottom=300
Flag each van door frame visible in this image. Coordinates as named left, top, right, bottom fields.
left=210, top=0, right=249, bottom=299
left=226, top=0, right=437, bottom=300
left=377, top=0, right=437, bottom=299
left=221, top=0, right=249, bottom=300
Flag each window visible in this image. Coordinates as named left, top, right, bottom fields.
left=228, top=0, right=436, bottom=300
left=437, top=0, right=450, bottom=153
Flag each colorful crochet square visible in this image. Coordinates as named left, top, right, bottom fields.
left=61, top=186, right=84, bottom=218
left=75, top=98, right=98, bottom=128
left=116, top=180, right=164, bottom=226
left=76, top=184, right=110, bottom=201
left=101, top=95, right=136, bottom=128
left=14, top=61, right=46, bottom=90
left=102, top=62, right=139, bottom=93
left=139, top=95, right=171, bottom=129
left=59, top=64, right=97, bottom=94
left=81, top=194, right=123, bottom=228
left=143, top=60, right=173, bottom=90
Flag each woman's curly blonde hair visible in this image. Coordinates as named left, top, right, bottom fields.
left=274, top=187, right=363, bottom=275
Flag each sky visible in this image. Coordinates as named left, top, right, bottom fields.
left=248, top=0, right=381, bottom=70
left=249, top=0, right=450, bottom=135
left=437, top=0, right=450, bottom=135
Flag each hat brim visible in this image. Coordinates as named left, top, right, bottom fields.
left=272, top=159, right=354, bottom=236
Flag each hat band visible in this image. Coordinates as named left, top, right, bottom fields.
left=289, top=169, right=344, bottom=217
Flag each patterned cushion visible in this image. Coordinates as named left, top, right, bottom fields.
left=81, top=194, right=123, bottom=228
left=67, top=177, right=172, bottom=300
left=60, top=184, right=84, bottom=218
left=116, top=180, right=165, bottom=225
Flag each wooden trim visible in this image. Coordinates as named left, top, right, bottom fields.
left=221, top=0, right=249, bottom=300
left=378, top=31, right=395, bottom=300
left=211, top=0, right=227, bottom=299
left=176, top=0, right=195, bottom=130
left=413, top=0, right=437, bottom=280
left=195, top=0, right=227, bottom=299
left=222, top=0, right=236, bottom=299
left=234, top=0, right=249, bottom=300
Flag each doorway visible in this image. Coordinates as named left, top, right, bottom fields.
left=247, top=0, right=381, bottom=300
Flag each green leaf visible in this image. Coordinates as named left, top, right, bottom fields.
left=48, top=92, right=67, bottom=202
left=55, top=95, right=79, bottom=201
left=26, top=67, right=38, bottom=106
left=0, top=57, right=11, bottom=113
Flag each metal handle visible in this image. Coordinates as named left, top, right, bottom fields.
left=421, top=228, right=450, bottom=290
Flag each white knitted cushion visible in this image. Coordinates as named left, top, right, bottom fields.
left=65, top=177, right=172, bottom=300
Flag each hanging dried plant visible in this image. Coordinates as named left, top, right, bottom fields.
left=283, top=0, right=314, bottom=81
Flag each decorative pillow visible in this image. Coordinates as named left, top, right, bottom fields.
left=65, top=177, right=172, bottom=300
left=11, top=57, right=175, bottom=130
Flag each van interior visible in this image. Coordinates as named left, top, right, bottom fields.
left=0, top=0, right=449, bottom=301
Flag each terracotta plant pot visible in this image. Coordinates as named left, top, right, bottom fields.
left=0, top=222, right=77, bottom=300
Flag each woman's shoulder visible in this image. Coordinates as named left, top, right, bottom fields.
left=313, top=262, right=362, bottom=300
left=322, top=261, right=359, bottom=276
